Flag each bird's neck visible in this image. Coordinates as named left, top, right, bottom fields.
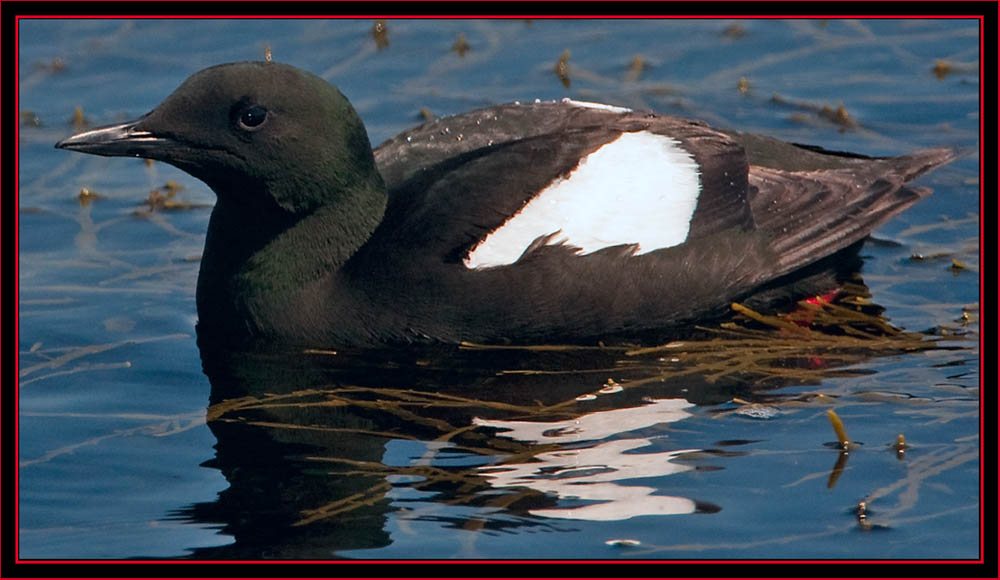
left=196, top=181, right=387, bottom=342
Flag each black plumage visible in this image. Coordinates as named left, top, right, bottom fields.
left=55, top=61, right=955, bottom=347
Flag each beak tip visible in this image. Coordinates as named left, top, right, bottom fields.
left=52, top=119, right=165, bottom=157
left=54, top=130, right=100, bottom=152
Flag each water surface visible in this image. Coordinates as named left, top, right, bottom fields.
left=17, top=18, right=980, bottom=561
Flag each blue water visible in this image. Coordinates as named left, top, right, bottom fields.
left=17, top=18, right=980, bottom=561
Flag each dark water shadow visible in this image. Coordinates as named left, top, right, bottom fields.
left=169, top=249, right=966, bottom=560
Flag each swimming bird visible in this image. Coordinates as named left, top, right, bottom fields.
left=56, top=61, right=955, bottom=347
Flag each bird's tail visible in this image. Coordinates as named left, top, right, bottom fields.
left=749, top=147, right=958, bottom=278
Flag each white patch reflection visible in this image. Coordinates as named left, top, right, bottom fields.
left=474, top=398, right=701, bottom=521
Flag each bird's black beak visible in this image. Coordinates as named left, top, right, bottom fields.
left=55, top=115, right=175, bottom=159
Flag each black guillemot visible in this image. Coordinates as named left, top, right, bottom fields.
left=56, top=61, right=955, bottom=347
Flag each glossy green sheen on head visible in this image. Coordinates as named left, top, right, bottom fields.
left=137, top=61, right=382, bottom=214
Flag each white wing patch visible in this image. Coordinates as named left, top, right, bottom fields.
left=560, top=98, right=633, bottom=113
left=463, top=131, right=701, bottom=269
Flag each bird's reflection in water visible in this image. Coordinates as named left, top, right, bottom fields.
left=175, top=263, right=952, bottom=559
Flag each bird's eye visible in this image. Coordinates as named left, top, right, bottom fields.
left=238, top=106, right=268, bottom=130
